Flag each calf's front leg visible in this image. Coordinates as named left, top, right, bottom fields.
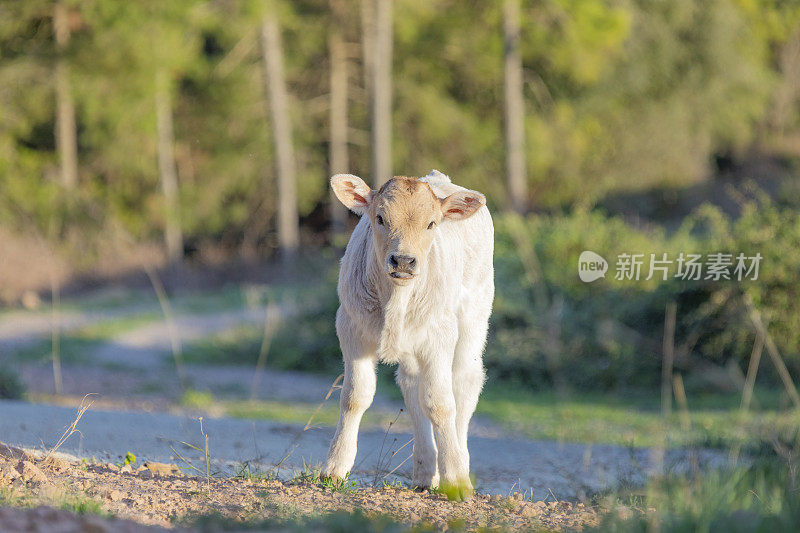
left=396, top=363, right=439, bottom=490
left=418, top=359, right=473, bottom=500
left=322, top=355, right=376, bottom=479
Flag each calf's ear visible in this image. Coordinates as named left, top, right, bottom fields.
left=331, top=174, right=373, bottom=215
left=441, top=189, right=486, bottom=220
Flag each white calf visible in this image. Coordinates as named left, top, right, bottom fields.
left=322, top=170, right=494, bottom=500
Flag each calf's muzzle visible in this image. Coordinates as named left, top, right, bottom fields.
left=388, top=253, right=417, bottom=279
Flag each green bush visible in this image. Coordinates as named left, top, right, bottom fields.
left=0, top=366, right=25, bottom=400
left=488, top=198, right=800, bottom=392
left=182, top=275, right=342, bottom=375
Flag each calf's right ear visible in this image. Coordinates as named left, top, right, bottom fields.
left=331, top=174, right=373, bottom=215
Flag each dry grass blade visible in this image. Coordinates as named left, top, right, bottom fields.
left=741, top=331, right=765, bottom=412
left=250, top=301, right=282, bottom=401
left=168, top=418, right=212, bottom=484
left=143, top=263, right=186, bottom=390
left=304, top=373, right=344, bottom=431
left=382, top=437, right=414, bottom=480
left=42, top=393, right=96, bottom=463
left=50, top=273, right=62, bottom=395
left=264, top=376, right=344, bottom=480
left=169, top=444, right=205, bottom=476
left=662, top=301, right=676, bottom=417
left=370, top=408, right=405, bottom=485
left=744, top=294, right=800, bottom=408
left=384, top=452, right=413, bottom=479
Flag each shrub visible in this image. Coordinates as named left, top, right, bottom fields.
left=488, top=197, right=800, bottom=392
left=0, top=366, right=25, bottom=400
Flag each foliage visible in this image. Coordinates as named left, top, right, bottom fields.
left=0, top=366, right=25, bottom=400
left=591, top=457, right=800, bottom=532
left=182, top=274, right=341, bottom=373
left=489, top=197, right=800, bottom=391
left=294, top=465, right=358, bottom=493
left=0, top=1, right=797, bottom=250
left=180, top=388, right=215, bottom=409
left=120, top=451, right=136, bottom=468
left=477, top=385, right=800, bottom=449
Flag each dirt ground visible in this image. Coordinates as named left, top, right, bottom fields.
left=0, top=443, right=601, bottom=532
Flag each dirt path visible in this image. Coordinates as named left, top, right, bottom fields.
left=0, top=399, right=726, bottom=501
left=0, top=308, right=142, bottom=351
left=0, top=304, right=273, bottom=365
left=88, top=308, right=270, bottom=368
left=0, top=443, right=600, bottom=531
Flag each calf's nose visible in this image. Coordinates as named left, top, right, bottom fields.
left=389, top=253, right=417, bottom=272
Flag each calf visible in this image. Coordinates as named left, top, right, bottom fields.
left=323, top=170, right=494, bottom=500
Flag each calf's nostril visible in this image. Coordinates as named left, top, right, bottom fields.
left=409, top=257, right=417, bottom=267
left=389, top=254, right=399, bottom=268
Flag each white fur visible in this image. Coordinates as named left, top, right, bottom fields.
left=323, top=170, right=494, bottom=493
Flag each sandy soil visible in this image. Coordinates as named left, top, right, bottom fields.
left=0, top=443, right=600, bottom=532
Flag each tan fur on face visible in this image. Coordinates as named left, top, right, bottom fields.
left=330, top=172, right=486, bottom=285
left=369, top=177, right=443, bottom=282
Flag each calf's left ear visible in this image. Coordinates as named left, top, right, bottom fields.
left=441, top=189, right=486, bottom=220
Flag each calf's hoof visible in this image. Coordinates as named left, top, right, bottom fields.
left=438, top=480, right=474, bottom=502
left=412, top=474, right=439, bottom=493
left=320, top=463, right=347, bottom=483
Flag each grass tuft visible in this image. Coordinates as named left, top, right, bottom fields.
left=294, top=465, right=358, bottom=493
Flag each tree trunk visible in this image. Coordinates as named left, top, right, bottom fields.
left=155, top=69, right=183, bottom=269
left=504, top=0, right=527, bottom=213
left=360, top=0, right=375, bottom=101
left=372, top=0, right=392, bottom=186
left=769, top=26, right=800, bottom=136
left=329, top=0, right=349, bottom=240
left=54, top=2, right=78, bottom=191
left=262, top=10, right=299, bottom=258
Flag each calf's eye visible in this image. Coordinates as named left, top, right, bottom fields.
left=427, top=221, right=435, bottom=230
left=376, top=215, right=384, bottom=226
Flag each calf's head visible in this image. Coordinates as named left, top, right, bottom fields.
left=332, top=174, right=486, bottom=285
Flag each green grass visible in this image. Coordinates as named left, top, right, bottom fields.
left=233, top=461, right=278, bottom=482
left=292, top=465, right=359, bottom=493
left=589, top=457, right=800, bottom=532
left=52, top=285, right=245, bottom=315
left=223, top=399, right=343, bottom=426
left=178, top=389, right=398, bottom=429
left=12, top=337, right=104, bottom=365
left=477, top=385, right=800, bottom=450
left=180, top=324, right=264, bottom=366
left=9, top=312, right=161, bottom=364
left=60, top=494, right=108, bottom=516
left=0, top=486, right=109, bottom=518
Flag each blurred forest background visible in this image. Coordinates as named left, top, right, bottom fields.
left=3, top=0, right=800, bottom=396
